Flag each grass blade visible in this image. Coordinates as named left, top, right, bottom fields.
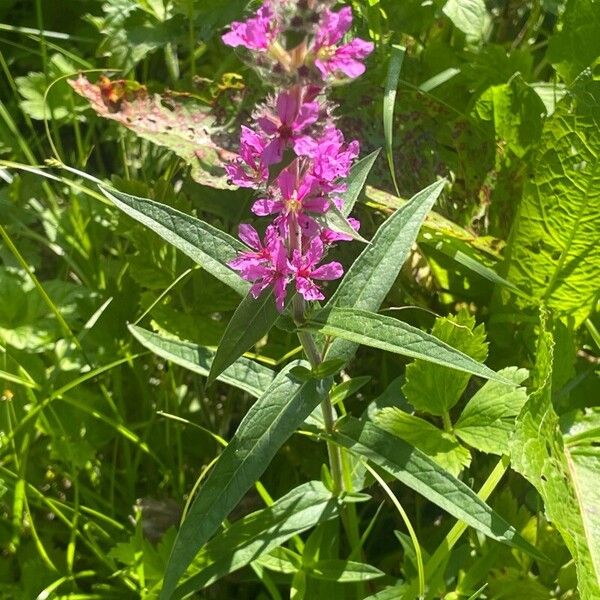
left=383, top=44, right=405, bottom=196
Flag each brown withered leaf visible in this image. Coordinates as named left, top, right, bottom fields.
left=69, top=74, right=236, bottom=189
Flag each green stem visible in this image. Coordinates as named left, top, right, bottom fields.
left=442, top=411, right=453, bottom=433
left=295, top=321, right=344, bottom=497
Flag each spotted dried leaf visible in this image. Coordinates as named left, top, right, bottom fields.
left=69, top=74, right=235, bottom=189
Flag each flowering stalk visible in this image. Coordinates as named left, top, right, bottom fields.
left=223, top=0, right=373, bottom=496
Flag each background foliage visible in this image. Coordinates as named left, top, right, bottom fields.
left=0, top=0, right=599, bottom=598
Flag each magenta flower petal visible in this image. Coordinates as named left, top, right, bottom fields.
left=221, top=3, right=277, bottom=51
left=277, top=91, right=298, bottom=125
left=238, top=224, right=261, bottom=249
left=293, top=101, right=320, bottom=131
left=311, top=261, right=344, bottom=281
left=303, top=197, right=329, bottom=213
left=252, top=198, right=284, bottom=216
left=262, top=138, right=285, bottom=165
left=316, top=7, right=353, bottom=47
left=296, top=276, right=325, bottom=301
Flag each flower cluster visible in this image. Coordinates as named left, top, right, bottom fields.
left=223, top=0, right=373, bottom=311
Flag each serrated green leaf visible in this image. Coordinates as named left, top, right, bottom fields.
left=326, top=179, right=445, bottom=362
left=402, top=308, right=488, bottom=416
left=340, top=149, right=381, bottom=217
left=308, top=307, right=509, bottom=386
left=207, top=290, right=279, bottom=386
left=374, top=408, right=471, bottom=476
left=502, top=77, right=600, bottom=327
left=442, top=0, right=491, bottom=42
left=100, top=186, right=248, bottom=295
left=128, top=325, right=274, bottom=398
left=309, top=559, right=385, bottom=583
left=160, top=363, right=329, bottom=599
left=332, top=417, right=543, bottom=560
left=455, top=366, right=529, bottom=455
left=510, top=312, right=600, bottom=598
left=171, top=481, right=338, bottom=598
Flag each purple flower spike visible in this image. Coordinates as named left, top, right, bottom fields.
left=223, top=1, right=371, bottom=311
left=290, top=237, right=343, bottom=302
left=222, top=3, right=278, bottom=51
left=312, top=8, right=374, bottom=80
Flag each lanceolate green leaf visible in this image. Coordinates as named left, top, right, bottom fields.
left=326, top=180, right=445, bottom=362
left=160, top=364, right=329, bottom=599
left=307, top=307, right=513, bottom=386
left=100, top=186, right=249, bottom=296
left=207, top=290, right=279, bottom=386
left=321, top=199, right=369, bottom=243
left=502, top=77, right=600, bottom=327
left=309, top=559, right=384, bottom=582
left=340, top=149, right=380, bottom=217
left=171, top=481, right=339, bottom=598
left=128, top=325, right=274, bottom=398
left=332, top=418, right=543, bottom=560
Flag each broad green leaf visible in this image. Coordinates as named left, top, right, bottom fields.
left=307, top=307, right=511, bottom=386
left=383, top=44, right=405, bottom=195
left=128, top=325, right=274, bottom=398
left=326, top=179, right=445, bottom=362
left=160, top=364, right=329, bottom=599
left=474, top=75, right=546, bottom=158
left=333, top=417, right=543, bottom=560
left=510, top=312, right=600, bottom=598
left=100, top=186, right=248, bottom=295
left=340, top=149, right=381, bottom=217
left=207, top=290, right=279, bottom=386
left=502, top=77, right=600, bottom=327
left=455, top=367, right=529, bottom=455
left=547, top=0, right=600, bottom=82
left=402, top=308, right=488, bottom=416
left=374, top=408, right=471, bottom=476
left=171, top=481, right=338, bottom=598
left=442, top=0, right=491, bottom=42
left=309, top=559, right=385, bottom=583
